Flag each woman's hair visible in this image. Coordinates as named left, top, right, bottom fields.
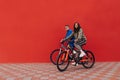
left=74, top=22, right=81, bottom=33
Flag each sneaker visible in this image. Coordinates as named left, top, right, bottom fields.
left=71, top=62, right=78, bottom=66
left=80, top=50, right=86, bottom=57
left=75, top=63, right=78, bottom=66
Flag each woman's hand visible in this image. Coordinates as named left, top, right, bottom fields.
left=74, top=39, right=78, bottom=43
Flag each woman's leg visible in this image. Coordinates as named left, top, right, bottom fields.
left=74, top=43, right=86, bottom=57
left=74, top=43, right=82, bottom=50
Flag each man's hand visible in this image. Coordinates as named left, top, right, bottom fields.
left=60, top=39, right=64, bottom=43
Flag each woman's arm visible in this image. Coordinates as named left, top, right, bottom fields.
left=77, top=29, right=83, bottom=39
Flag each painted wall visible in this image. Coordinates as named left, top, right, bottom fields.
left=0, top=0, right=120, bottom=62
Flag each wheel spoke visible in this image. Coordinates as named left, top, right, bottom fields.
left=57, top=51, right=70, bottom=72
left=50, top=49, right=60, bottom=65
left=82, top=50, right=95, bottom=68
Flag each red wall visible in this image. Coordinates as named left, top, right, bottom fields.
left=0, top=0, right=120, bottom=62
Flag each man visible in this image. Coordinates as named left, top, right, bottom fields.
left=60, top=25, right=74, bottom=49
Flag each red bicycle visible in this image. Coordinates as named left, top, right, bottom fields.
left=56, top=41, right=95, bottom=72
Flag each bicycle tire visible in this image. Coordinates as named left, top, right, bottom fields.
left=82, top=50, right=95, bottom=68
left=50, top=49, right=60, bottom=65
left=57, top=51, right=70, bottom=72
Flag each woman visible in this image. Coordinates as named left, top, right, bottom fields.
left=73, top=22, right=87, bottom=65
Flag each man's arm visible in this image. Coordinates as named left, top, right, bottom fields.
left=63, top=32, right=74, bottom=41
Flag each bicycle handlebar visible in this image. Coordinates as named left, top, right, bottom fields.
left=60, top=40, right=71, bottom=49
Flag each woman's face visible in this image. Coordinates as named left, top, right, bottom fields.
left=75, top=23, right=78, bottom=28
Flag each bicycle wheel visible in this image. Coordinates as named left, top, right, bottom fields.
left=57, top=51, right=70, bottom=72
left=50, top=49, right=61, bottom=65
left=82, top=50, right=95, bottom=68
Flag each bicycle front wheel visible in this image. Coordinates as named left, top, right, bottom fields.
left=57, top=51, right=70, bottom=72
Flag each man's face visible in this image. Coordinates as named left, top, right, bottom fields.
left=65, top=26, right=69, bottom=31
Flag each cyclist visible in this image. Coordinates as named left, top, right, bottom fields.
left=72, top=22, right=87, bottom=66
left=60, top=25, right=75, bottom=50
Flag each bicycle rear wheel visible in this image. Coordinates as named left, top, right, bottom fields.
left=57, top=51, right=70, bottom=72
left=82, top=50, right=95, bottom=68
left=50, top=49, right=61, bottom=65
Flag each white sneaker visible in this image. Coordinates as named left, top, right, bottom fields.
left=71, top=62, right=78, bottom=66
left=79, top=50, right=86, bottom=57
left=71, top=62, right=75, bottom=65
left=73, top=50, right=77, bottom=54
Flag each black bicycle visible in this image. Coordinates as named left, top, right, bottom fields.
left=56, top=41, right=95, bottom=72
